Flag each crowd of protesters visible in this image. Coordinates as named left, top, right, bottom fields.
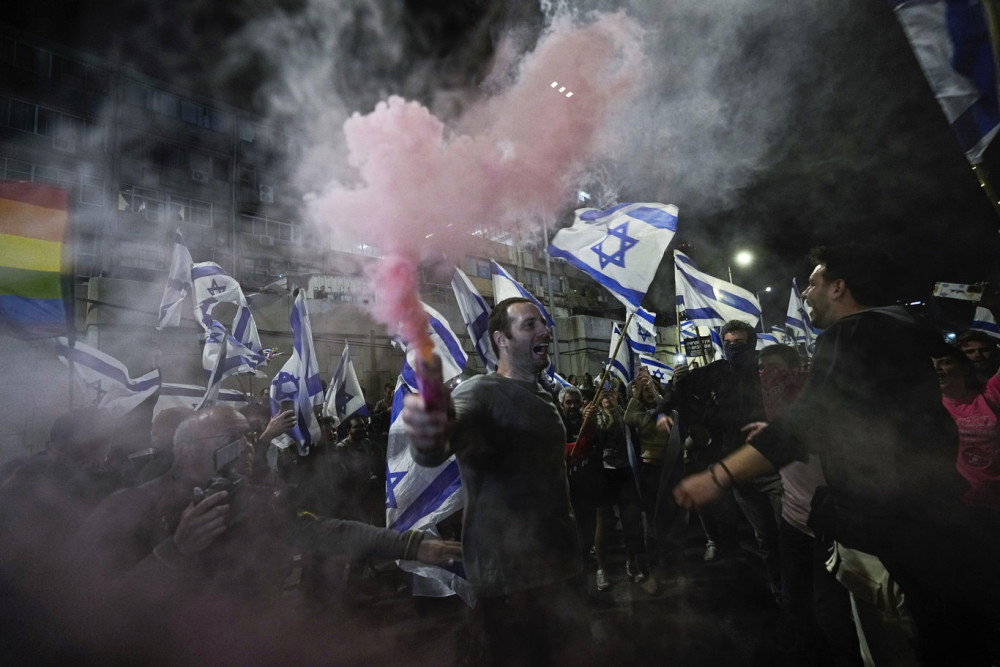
left=2, top=242, right=1000, bottom=666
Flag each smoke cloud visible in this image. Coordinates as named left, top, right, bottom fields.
left=303, top=11, right=643, bottom=344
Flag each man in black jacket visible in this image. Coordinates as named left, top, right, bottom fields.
left=655, top=320, right=783, bottom=598
left=672, top=243, right=999, bottom=666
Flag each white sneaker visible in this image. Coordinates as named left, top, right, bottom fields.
left=595, top=569, right=610, bottom=591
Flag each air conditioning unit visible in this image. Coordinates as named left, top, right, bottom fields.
left=191, top=169, right=208, bottom=183
left=260, top=235, right=275, bottom=247
left=259, top=185, right=274, bottom=203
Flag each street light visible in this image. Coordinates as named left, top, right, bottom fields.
left=728, top=250, right=753, bottom=282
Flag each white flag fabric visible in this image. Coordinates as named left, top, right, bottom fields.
left=607, top=322, right=635, bottom=387
left=196, top=329, right=229, bottom=411
left=490, top=260, right=554, bottom=328
left=157, top=229, right=193, bottom=330
left=154, top=383, right=247, bottom=416
left=626, top=313, right=656, bottom=356
left=972, top=307, right=1000, bottom=339
left=785, top=277, right=821, bottom=354
left=202, top=320, right=267, bottom=381
left=756, top=332, right=782, bottom=349
left=548, top=203, right=677, bottom=335
left=638, top=354, right=673, bottom=385
left=385, top=377, right=474, bottom=605
left=892, top=0, right=999, bottom=164
left=326, top=343, right=369, bottom=423
left=192, top=262, right=266, bottom=373
left=55, top=338, right=160, bottom=416
left=269, top=291, right=323, bottom=456
left=679, top=320, right=699, bottom=340
left=674, top=250, right=761, bottom=329
left=397, top=302, right=469, bottom=392
left=450, top=267, right=497, bottom=372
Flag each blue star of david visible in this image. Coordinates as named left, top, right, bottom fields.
left=207, top=279, right=227, bottom=296
left=273, top=372, right=299, bottom=402
left=207, top=328, right=224, bottom=344
left=651, top=369, right=666, bottom=381
left=335, top=387, right=353, bottom=415
left=637, top=327, right=652, bottom=342
left=590, top=221, right=638, bottom=270
left=88, top=379, right=107, bottom=405
left=386, top=469, right=406, bottom=509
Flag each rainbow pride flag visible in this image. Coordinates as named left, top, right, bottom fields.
left=0, top=182, right=71, bottom=338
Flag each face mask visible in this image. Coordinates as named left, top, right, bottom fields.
left=723, top=341, right=753, bottom=367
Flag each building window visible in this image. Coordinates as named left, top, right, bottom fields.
left=240, top=213, right=293, bottom=243
left=238, top=164, right=256, bottom=189
left=13, top=43, right=51, bottom=76
left=168, top=195, right=212, bottom=226
left=9, top=100, right=35, bottom=132
left=120, top=186, right=165, bottom=222
left=80, top=176, right=104, bottom=207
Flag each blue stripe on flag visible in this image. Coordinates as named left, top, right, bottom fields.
left=623, top=205, right=678, bottom=230
left=388, top=460, right=462, bottom=532
left=56, top=342, right=160, bottom=391
left=677, top=265, right=760, bottom=317
left=547, top=247, right=645, bottom=306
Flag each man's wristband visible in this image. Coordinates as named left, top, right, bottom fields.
left=717, top=460, right=737, bottom=486
left=707, top=464, right=725, bottom=489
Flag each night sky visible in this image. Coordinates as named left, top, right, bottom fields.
left=6, top=0, right=1000, bottom=328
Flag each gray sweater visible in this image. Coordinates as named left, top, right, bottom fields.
left=412, top=373, right=582, bottom=596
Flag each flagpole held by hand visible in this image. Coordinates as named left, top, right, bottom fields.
left=570, top=309, right=635, bottom=456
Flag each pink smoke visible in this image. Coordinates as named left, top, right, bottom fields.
left=308, top=12, right=644, bottom=352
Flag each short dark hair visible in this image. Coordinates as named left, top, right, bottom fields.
left=758, top=344, right=801, bottom=371
left=956, top=330, right=998, bottom=349
left=807, top=244, right=898, bottom=307
left=721, top=319, right=757, bottom=348
left=488, top=297, right=535, bottom=356
left=932, top=343, right=980, bottom=389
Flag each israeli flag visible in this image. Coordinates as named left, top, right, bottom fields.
left=196, top=328, right=230, bottom=411
left=397, top=302, right=469, bottom=392
left=607, top=322, right=636, bottom=386
left=490, top=260, right=554, bottom=328
left=674, top=250, right=760, bottom=329
left=156, top=229, right=193, bottom=330
left=54, top=338, right=160, bottom=417
left=627, top=313, right=657, bottom=356
left=269, top=291, right=323, bottom=456
left=680, top=319, right=699, bottom=340
left=638, top=354, right=673, bottom=385
left=893, top=0, right=1000, bottom=164
left=450, top=267, right=497, bottom=372
left=548, top=203, right=677, bottom=335
left=202, top=320, right=266, bottom=380
left=192, top=262, right=266, bottom=371
left=326, top=343, right=369, bottom=423
left=154, top=383, right=247, bottom=416
left=972, top=306, right=1000, bottom=339
left=785, top=277, right=821, bottom=353
left=756, top=332, right=783, bottom=349
left=385, top=376, right=474, bottom=605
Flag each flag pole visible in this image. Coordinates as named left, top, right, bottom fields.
left=673, top=249, right=684, bottom=370
left=542, top=222, right=561, bottom=371
left=973, top=0, right=1000, bottom=224
left=570, top=310, right=635, bottom=456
